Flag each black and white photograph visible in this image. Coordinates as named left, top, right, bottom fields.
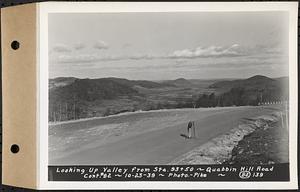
left=44, top=3, right=297, bottom=185
left=1, top=1, right=298, bottom=190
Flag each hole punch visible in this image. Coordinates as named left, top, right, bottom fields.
left=10, top=144, right=19, bottom=154
left=11, top=40, right=20, bottom=50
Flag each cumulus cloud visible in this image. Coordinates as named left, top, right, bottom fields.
left=94, top=40, right=109, bottom=50
left=56, top=53, right=157, bottom=63
left=128, top=54, right=155, bottom=60
left=168, top=44, right=245, bottom=59
left=52, top=43, right=72, bottom=52
left=57, top=54, right=123, bottom=63
left=168, top=43, right=284, bottom=59
left=53, top=43, right=284, bottom=64
left=58, top=54, right=96, bottom=63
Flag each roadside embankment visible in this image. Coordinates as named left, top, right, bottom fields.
left=169, top=112, right=286, bottom=165
left=225, top=113, right=288, bottom=164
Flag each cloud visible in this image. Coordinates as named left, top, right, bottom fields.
left=58, top=54, right=96, bottom=63
left=168, top=43, right=286, bottom=59
left=94, top=40, right=109, bottom=50
left=57, top=54, right=123, bottom=63
left=168, top=44, right=245, bottom=59
left=53, top=43, right=285, bottom=64
left=74, top=42, right=86, bottom=50
left=128, top=54, right=155, bottom=60
left=55, top=53, right=157, bottom=63
left=52, top=44, right=72, bottom=52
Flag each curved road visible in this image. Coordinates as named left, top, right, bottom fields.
left=50, top=106, right=278, bottom=165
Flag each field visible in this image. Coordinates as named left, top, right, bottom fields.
left=49, top=105, right=283, bottom=165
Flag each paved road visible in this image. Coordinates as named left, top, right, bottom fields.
left=50, top=106, right=278, bottom=165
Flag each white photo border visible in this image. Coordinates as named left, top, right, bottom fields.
left=37, top=1, right=298, bottom=190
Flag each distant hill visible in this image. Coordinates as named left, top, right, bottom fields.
left=209, top=75, right=283, bottom=93
left=48, top=77, right=177, bottom=121
left=49, top=78, right=139, bottom=103
left=48, top=75, right=289, bottom=122
left=164, top=78, right=194, bottom=87
left=274, top=76, right=289, bottom=88
left=49, top=77, right=174, bottom=90
left=196, top=75, right=289, bottom=107
left=49, top=77, right=77, bottom=89
left=104, top=77, right=174, bottom=89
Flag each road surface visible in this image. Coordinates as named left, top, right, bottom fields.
left=49, top=106, right=280, bottom=165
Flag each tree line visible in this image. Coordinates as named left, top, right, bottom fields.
left=194, top=87, right=287, bottom=108
left=49, top=87, right=287, bottom=122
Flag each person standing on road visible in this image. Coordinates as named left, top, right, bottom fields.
left=187, top=121, right=193, bottom=138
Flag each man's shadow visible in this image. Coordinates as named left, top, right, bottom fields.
left=180, top=133, right=190, bottom=139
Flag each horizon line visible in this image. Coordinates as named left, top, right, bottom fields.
left=49, top=74, right=289, bottom=81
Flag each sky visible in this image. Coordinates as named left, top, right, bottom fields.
left=49, top=12, right=289, bottom=80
